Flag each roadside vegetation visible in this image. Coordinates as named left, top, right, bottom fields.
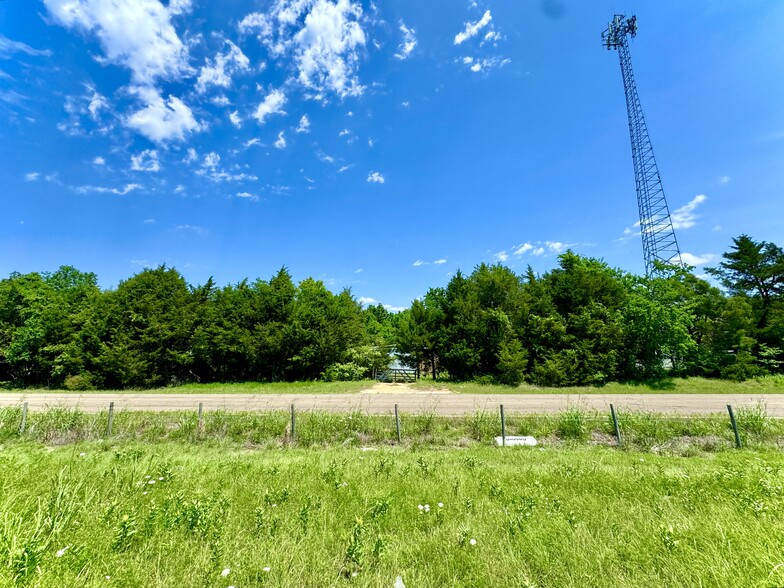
left=1, top=439, right=783, bottom=587
left=1, top=234, right=782, bottom=390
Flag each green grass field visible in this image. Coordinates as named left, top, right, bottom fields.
left=6, top=375, right=784, bottom=395
left=2, top=440, right=783, bottom=587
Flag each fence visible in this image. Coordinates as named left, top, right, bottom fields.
left=1, top=401, right=773, bottom=451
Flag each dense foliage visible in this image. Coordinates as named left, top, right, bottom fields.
left=1, top=235, right=782, bottom=389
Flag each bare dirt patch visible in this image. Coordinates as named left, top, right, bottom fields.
left=360, top=383, right=454, bottom=394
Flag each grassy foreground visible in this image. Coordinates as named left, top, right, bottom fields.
left=2, top=442, right=783, bottom=587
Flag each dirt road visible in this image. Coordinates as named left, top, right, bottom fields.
left=0, top=388, right=780, bottom=416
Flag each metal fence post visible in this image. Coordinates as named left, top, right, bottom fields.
left=610, top=403, right=622, bottom=446
left=198, top=402, right=204, bottom=431
left=394, top=403, right=402, bottom=443
left=290, top=403, right=296, bottom=440
left=727, top=404, right=742, bottom=449
left=500, top=404, right=506, bottom=447
left=106, top=401, right=114, bottom=437
left=19, top=402, right=28, bottom=434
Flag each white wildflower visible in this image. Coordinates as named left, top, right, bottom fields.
left=417, top=504, right=423, bottom=511
left=438, top=502, right=444, bottom=508
left=394, top=576, right=406, bottom=588
left=263, top=567, right=271, bottom=572
left=148, top=479, right=155, bottom=485
left=221, top=568, right=230, bottom=577
left=56, top=546, right=69, bottom=557
left=424, top=504, right=430, bottom=513
left=469, top=538, right=477, bottom=546
left=79, top=452, right=86, bottom=457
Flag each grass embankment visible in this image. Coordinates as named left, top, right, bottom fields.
left=6, top=375, right=784, bottom=395
left=414, top=375, right=784, bottom=395
left=1, top=442, right=783, bottom=587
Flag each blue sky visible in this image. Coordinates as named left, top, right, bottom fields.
left=2, top=1, right=783, bottom=311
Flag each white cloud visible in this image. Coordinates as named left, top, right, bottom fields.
left=274, top=131, right=287, bottom=149
left=93, top=156, right=105, bottom=165
left=514, top=242, right=533, bottom=256
left=244, top=138, right=262, bottom=147
left=546, top=241, right=566, bottom=254
left=254, top=88, right=286, bottom=124
left=433, top=258, right=447, bottom=265
left=77, top=183, right=141, bottom=195
left=0, top=34, right=52, bottom=58
left=671, top=194, right=706, bottom=230
left=296, top=114, right=311, bottom=133
left=532, top=247, right=545, bottom=256
left=394, top=22, right=417, bottom=60
left=87, top=86, right=108, bottom=119
left=680, top=252, right=718, bottom=267
left=44, top=0, right=191, bottom=85
left=383, top=304, right=406, bottom=313
left=412, top=260, right=426, bottom=267
left=184, top=148, right=197, bottom=163
left=131, top=149, right=160, bottom=172
left=719, top=175, right=730, bottom=184
left=229, top=110, right=242, bottom=127
left=367, top=171, right=385, bottom=183
left=462, top=56, right=511, bottom=72
left=143, top=218, right=155, bottom=223
left=167, top=0, right=193, bottom=15
left=196, top=151, right=258, bottom=183
left=339, top=128, right=350, bottom=136
left=202, top=152, right=220, bottom=170
left=240, top=0, right=366, bottom=100
left=482, top=30, right=501, bottom=44
left=354, top=268, right=363, bottom=273
left=494, top=251, right=508, bottom=262
left=454, top=10, right=492, bottom=45
left=235, top=191, right=259, bottom=202
left=337, top=164, right=352, bottom=173
left=358, top=296, right=377, bottom=305
left=126, top=86, right=201, bottom=143
left=176, top=223, right=208, bottom=234
left=25, top=172, right=40, bottom=181
left=196, top=40, right=250, bottom=93
left=174, top=184, right=185, bottom=193
left=211, top=95, right=230, bottom=106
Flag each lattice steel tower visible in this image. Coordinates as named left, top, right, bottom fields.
left=602, top=15, right=682, bottom=276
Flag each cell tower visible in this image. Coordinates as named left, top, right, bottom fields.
left=602, top=15, right=682, bottom=276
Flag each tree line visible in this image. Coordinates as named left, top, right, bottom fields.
left=1, top=235, right=781, bottom=389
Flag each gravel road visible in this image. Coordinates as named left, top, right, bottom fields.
left=0, top=392, right=780, bottom=416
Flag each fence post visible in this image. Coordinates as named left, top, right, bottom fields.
left=106, top=401, right=114, bottom=437
left=610, top=403, right=622, bottom=446
left=727, top=404, right=742, bottom=449
left=500, top=404, right=506, bottom=447
left=19, top=402, right=28, bottom=434
left=290, top=404, right=296, bottom=441
left=198, top=402, right=204, bottom=431
left=394, top=403, right=402, bottom=443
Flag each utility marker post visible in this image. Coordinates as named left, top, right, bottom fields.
left=198, top=402, right=204, bottom=431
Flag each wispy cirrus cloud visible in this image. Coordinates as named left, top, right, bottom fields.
left=454, top=10, right=492, bottom=45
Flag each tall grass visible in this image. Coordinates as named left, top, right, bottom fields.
left=1, top=443, right=784, bottom=586
left=2, top=406, right=784, bottom=453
